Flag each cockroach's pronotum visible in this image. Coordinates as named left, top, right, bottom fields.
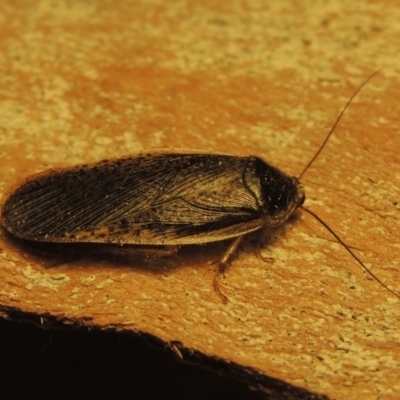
left=1, top=71, right=398, bottom=303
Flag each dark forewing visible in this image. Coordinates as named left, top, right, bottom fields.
left=2, top=153, right=264, bottom=244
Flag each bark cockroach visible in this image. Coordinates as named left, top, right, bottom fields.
left=1, top=72, right=399, bottom=303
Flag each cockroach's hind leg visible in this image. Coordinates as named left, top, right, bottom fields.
left=256, top=226, right=275, bottom=263
left=32, top=244, right=180, bottom=266
left=169, top=341, right=184, bottom=360
left=105, top=244, right=179, bottom=258
left=143, top=245, right=181, bottom=264
left=213, top=235, right=244, bottom=304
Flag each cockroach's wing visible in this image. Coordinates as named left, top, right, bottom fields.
left=1, top=154, right=265, bottom=245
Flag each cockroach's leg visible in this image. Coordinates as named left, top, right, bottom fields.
left=131, top=245, right=179, bottom=257
left=256, top=225, right=275, bottom=263
left=41, top=244, right=180, bottom=267
left=213, top=235, right=244, bottom=303
left=104, top=244, right=179, bottom=257
left=169, top=341, right=184, bottom=360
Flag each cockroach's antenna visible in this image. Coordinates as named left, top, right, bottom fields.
left=298, top=69, right=380, bottom=180
left=299, top=69, right=400, bottom=300
left=301, top=206, right=400, bottom=300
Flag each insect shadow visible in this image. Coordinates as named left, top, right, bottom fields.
left=0, top=228, right=240, bottom=269
left=1, top=216, right=292, bottom=274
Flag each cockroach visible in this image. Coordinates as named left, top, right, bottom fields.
left=1, top=71, right=398, bottom=303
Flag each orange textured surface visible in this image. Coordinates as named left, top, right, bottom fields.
left=1, top=1, right=400, bottom=399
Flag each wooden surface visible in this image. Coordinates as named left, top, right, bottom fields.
left=1, top=1, right=400, bottom=399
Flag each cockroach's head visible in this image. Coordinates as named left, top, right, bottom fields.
left=245, top=157, right=305, bottom=227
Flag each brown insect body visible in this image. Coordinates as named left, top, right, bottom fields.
left=1, top=153, right=304, bottom=246
left=2, top=71, right=398, bottom=302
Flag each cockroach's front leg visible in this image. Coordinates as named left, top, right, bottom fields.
left=256, top=225, right=275, bottom=263
left=213, top=235, right=244, bottom=304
